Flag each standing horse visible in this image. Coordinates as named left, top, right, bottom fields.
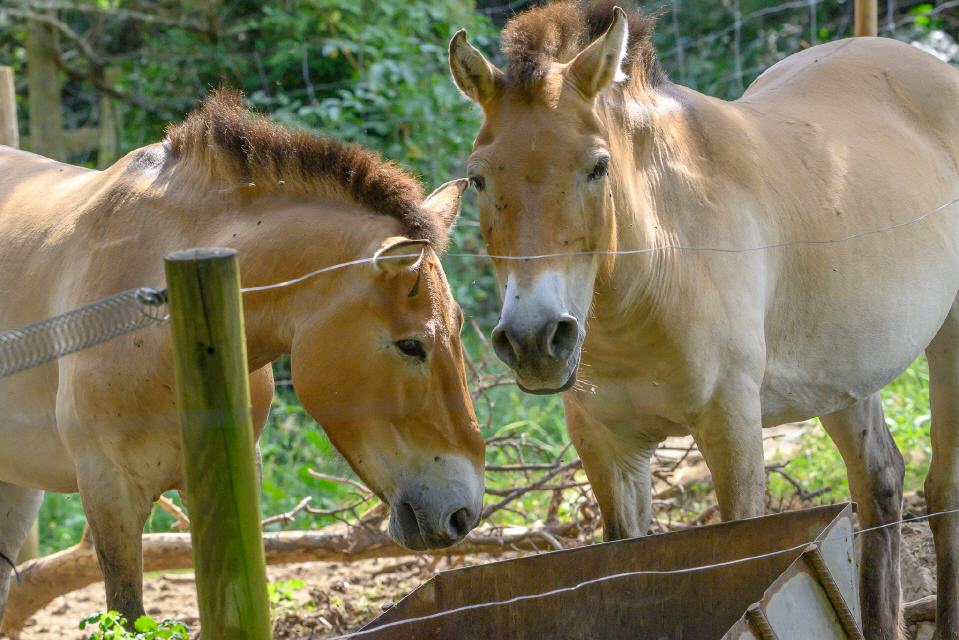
left=450, top=2, right=959, bottom=638
left=0, top=92, right=484, bottom=629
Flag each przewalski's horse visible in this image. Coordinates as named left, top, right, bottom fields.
left=0, top=92, right=484, bottom=628
left=449, top=2, right=959, bottom=638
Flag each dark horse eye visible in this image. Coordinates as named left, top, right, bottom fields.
left=396, top=339, right=427, bottom=361
left=469, top=175, right=486, bottom=191
left=587, top=157, right=609, bottom=182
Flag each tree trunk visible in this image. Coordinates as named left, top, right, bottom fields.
left=25, top=14, right=64, bottom=159
left=96, top=68, right=120, bottom=168
left=0, top=67, right=19, bottom=148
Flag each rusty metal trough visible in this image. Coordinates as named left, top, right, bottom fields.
left=361, top=503, right=861, bottom=639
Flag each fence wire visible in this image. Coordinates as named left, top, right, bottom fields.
left=1, top=194, right=958, bottom=379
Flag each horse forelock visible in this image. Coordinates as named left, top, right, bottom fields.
left=500, top=0, right=664, bottom=89
left=162, top=90, right=448, bottom=249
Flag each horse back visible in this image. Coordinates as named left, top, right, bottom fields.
left=741, top=38, right=959, bottom=148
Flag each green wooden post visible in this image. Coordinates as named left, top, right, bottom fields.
left=164, top=248, right=272, bottom=640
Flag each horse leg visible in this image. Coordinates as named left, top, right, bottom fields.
left=76, top=455, right=153, bottom=625
left=925, top=304, right=959, bottom=640
left=565, top=401, right=658, bottom=540
left=689, top=386, right=765, bottom=520
left=821, top=394, right=904, bottom=640
left=0, top=482, right=42, bottom=626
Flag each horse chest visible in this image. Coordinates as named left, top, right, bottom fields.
left=572, top=368, right=700, bottom=440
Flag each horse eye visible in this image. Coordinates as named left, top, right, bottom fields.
left=587, top=157, right=609, bottom=182
left=469, top=175, right=486, bottom=191
left=396, top=339, right=427, bottom=361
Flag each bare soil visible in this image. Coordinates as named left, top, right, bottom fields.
left=13, top=553, right=514, bottom=640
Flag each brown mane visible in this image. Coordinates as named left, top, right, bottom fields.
left=164, top=91, right=445, bottom=247
left=501, top=1, right=663, bottom=87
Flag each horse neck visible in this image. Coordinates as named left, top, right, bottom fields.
left=155, top=183, right=393, bottom=371
left=591, top=82, right=749, bottom=326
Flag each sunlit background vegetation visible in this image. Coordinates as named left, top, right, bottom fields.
left=0, top=0, right=956, bottom=555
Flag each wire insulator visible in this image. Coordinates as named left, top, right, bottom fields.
left=0, top=288, right=169, bottom=379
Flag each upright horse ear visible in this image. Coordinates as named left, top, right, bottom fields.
left=373, top=237, right=429, bottom=275
left=566, top=6, right=629, bottom=98
left=422, top=178, right=468, bottom=230
left=449, top=30, right=502, bottom=106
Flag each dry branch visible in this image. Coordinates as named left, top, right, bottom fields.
left=903, top=595, right=936, bottom=626
left=0, top=521, right=579, bottom=638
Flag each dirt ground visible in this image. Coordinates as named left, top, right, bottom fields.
left=10, top=513, right=941, bottom=640
left=13, top=553, right=509, bottom=640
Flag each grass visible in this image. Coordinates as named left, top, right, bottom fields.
left=766, top=357, right=932, bottom=503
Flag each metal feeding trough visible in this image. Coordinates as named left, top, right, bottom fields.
left=360, top=503, right=861, bottom=639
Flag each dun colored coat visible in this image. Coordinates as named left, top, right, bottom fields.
left=0, top=92, right=484, bottom=629
left=450, top=2, right=959, bottom=638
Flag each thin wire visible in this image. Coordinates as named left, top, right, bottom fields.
left=326, top=506, right=959, bottom=639
left=240, top=194, right=959, bottom=295
left=660, top=0, right=825, bottom=60
left=880, top=0, right=959, bottom=32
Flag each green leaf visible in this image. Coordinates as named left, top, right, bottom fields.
left=134, top=615, right=159, bottom=632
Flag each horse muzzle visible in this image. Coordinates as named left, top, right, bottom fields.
left=388, top=482, right=481, bottom=551
left=492, top=313, right=582, bottom=394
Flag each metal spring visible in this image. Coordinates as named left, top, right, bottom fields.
left=0, top=287, right=169, bottom=379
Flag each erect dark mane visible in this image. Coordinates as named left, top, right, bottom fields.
left=501, top=1, right=663, bottom=87
left=165, top=91, right=445, bottom=247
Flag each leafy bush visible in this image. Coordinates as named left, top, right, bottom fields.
left=79, top=612, right=189, bottom=640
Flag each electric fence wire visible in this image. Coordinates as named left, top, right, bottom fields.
left=1, top=194, right=958, bottom=380
left=0, top=287, right=168, bottom=379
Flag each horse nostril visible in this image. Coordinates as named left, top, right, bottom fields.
left=491, top=324, right=519, bottom=367
left=397, top=502, right=420, bottom=535
left=446, top=507, right=472, bottom=540
left=547, top=315, right=579, bottom=360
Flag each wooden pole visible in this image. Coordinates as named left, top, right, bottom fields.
left=25, top=16, right=65, bottom=159
left=0, top=67, right=18, bottom=148
left=164, top=248, right=272, bottom=640
left=855, top=0, right=878, bottom=37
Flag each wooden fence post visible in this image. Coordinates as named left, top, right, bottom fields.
left=164, top=248, right=272, bottom=640
left=0, top=67, right=18, bottom=148
left=855, top=0, right=878, bottom=37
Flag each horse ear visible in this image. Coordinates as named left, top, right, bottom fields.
left=566, top=6, right=629, bottom=98
left=422, top=178, right=468, bottom=230
left=449, top=29, right=502, bottom=106
left=373, top=237, right=428, bottom=275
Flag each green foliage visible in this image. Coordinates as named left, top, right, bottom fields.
left=79, top=611, right=189, bottom=640
left=268, top=578, right=307, bottom=606
left=767, top=357, right=933, bottom=502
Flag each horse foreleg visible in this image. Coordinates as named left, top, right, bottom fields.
left=926, top=304, right=959, bottom=640
left=0, top=482, right=42, bottom=629
left=821, top=394, right=904, bottom=640
left=689, top=387, right=765, bottom=521
left=76, top=455, right=152, bottom=626
left=565, top=401, right=659, bottom=540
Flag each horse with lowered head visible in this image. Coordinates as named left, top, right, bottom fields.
left=0, top=91, right=484, bottom=631
left=450, top=2, right=959, bottom=638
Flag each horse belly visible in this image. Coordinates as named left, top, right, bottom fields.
left=0, top=366, right=77, bottom=491
left=760, top=248, right=959, bottom=425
